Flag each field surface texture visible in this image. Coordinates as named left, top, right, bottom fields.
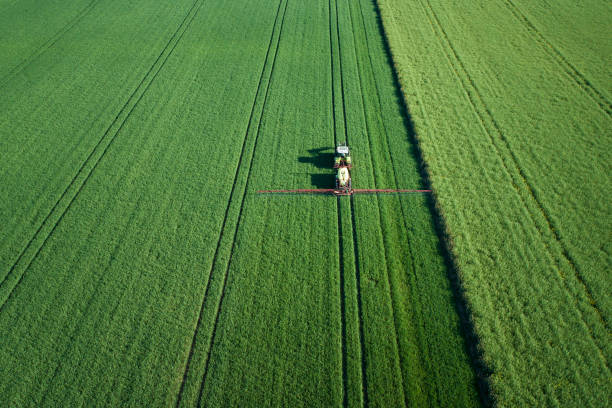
left=0, top=0, right=480, bottom=407
left=377, top=0, right=611, bottom=406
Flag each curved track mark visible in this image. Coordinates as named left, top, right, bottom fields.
left=502, top=0, right=611, bottom=117
left=418, top=0, right=610, bottom=367
left=171, top=2, right=289, bottom=406
left=0, top=0, right=101, bottom=88
left=0, top=0, right=206, bottom=313
left=194, top=0, right=288, bottom=401
left=173, top=1, right=286, bottom=405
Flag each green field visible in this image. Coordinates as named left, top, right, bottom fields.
left=378, top=0, right=611, bottom=406
left=1, top=0, right=609, bottom=407
left=0, top=0, right=480, bottom=406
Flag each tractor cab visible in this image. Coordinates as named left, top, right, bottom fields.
left=334, top=143, right=352, bottom=168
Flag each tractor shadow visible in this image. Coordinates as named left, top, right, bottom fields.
left=310, top=173, right=334, bottom=189
left=298, top=147, right=335, bottom=169
left=299, top=147, right=335, bottom=188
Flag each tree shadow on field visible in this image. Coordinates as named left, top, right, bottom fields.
left=369, top=0, right=494, bottom=406
left=299, top=147, right=336, bottom=188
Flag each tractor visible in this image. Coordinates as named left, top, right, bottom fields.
left=258, top=143, right=431, bottom=196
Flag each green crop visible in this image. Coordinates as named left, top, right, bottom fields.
left=0, top=0, right=481, bottom=406
left=377, top=0, right=611, bottom=405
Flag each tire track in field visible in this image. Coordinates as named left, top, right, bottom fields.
left=330, top=0, right=368, bottom=406
left=501, top=0, right=612, bottom=117
left=352, top=0, right=439, bottom=404
left=172, top=1, right=289, bottom=406
left=193, top=0, right=288, bottom=401
left=0, top=0, right=101, bottom=89
left=327, top=0, right=349, bottom=405
left=371, top=2, right=494, bottom=404
left=0, top=0, right=206, bottom=314
left=174, top=0, right=285, bottom=401
left=369, top=1, right=493, bottom=404
left=335, top=199, right=349, bottom=408
left=346, top=0, right=408, bottom=406
left=418, top=0, right=610, bottom=364
left=348, top=196, right=369, bottom=408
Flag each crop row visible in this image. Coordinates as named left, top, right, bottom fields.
left=0, top=0, right=94, bottom=83
left=174, top=0, right=290, bottom=405
left=182, top=0, right=480, bottom=406
left=0, top=0, right=206, bottom=318
left=377, top=0, right=611, bottom=405
left=0, top=0, right=198, bottom=293
left=0, top=0, right=482, bottom=406
left=343, top=0, right=479, bottom=405
left=0, top=0, right=285, bottom=405
left=506, top=0, right=612, bottom=105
